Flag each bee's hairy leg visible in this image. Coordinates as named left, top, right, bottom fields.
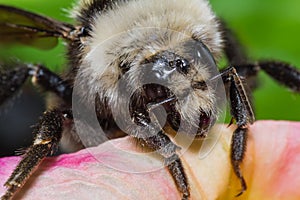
left=0, top=63, right=72, bottom=105
left=221, top=66, right=254, bottom=196
left=142, top=131, right=189, bottom=200
left=1, top=109, right=72, bottom=200
left=129, top=112, right=190, bottom=200
left=221, top=21, right=300, bottom=93
left=257, top=61, right=300, bottom=92
left=29, top=64, right=73, bottom=102
left=227, top=61, right=300, bottom=93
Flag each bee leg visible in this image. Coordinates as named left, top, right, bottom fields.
left=142, top=131, right=189, bottom=200
left=221, top=22, right=300, bottom=92
left=221, top=67, right=255, bottom=123
left=0, top=64, right=72, bottom=106
left=28, top=64, right=73, bottom=103
left=257, top=61, right=300, bottom=92
left=230, top=127, right=248, bottom=196
left=1, top=109, right=71, bottom=200
left=221, top=66, right=254, bottom=196
left=129, top=113, right=190, bottom=200
left=225, top=61, right=300, bottom=93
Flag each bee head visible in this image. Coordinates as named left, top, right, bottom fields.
left=138, top=39, right=224, bottom=137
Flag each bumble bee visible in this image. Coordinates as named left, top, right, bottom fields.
left=1, top=0, right=300, bottom=199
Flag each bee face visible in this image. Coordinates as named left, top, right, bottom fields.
left=130, top=39, right=224, bottom=138
left=76, top=25, right=224, bottom=137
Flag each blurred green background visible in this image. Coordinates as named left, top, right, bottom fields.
left=0, top=0, right=299, bottom=121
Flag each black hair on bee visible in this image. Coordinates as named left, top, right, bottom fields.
left=1, top=0, right=300, bottom=199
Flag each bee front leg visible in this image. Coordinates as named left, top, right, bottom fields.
left=1, top=109, right=71, bottom=200
left=141, top=131, right=189, bottom=200
left=129, top=113, right=190, bottom=200
left=221, top=67, right=254, bottom=196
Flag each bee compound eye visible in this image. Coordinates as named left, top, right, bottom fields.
left=175, top=58, right=189, bottom=74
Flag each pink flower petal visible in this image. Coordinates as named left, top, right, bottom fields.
left=1, top=121, right=300, bottom=199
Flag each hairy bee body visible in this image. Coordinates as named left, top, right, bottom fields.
left=61, top=0, right=223, bottom=151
